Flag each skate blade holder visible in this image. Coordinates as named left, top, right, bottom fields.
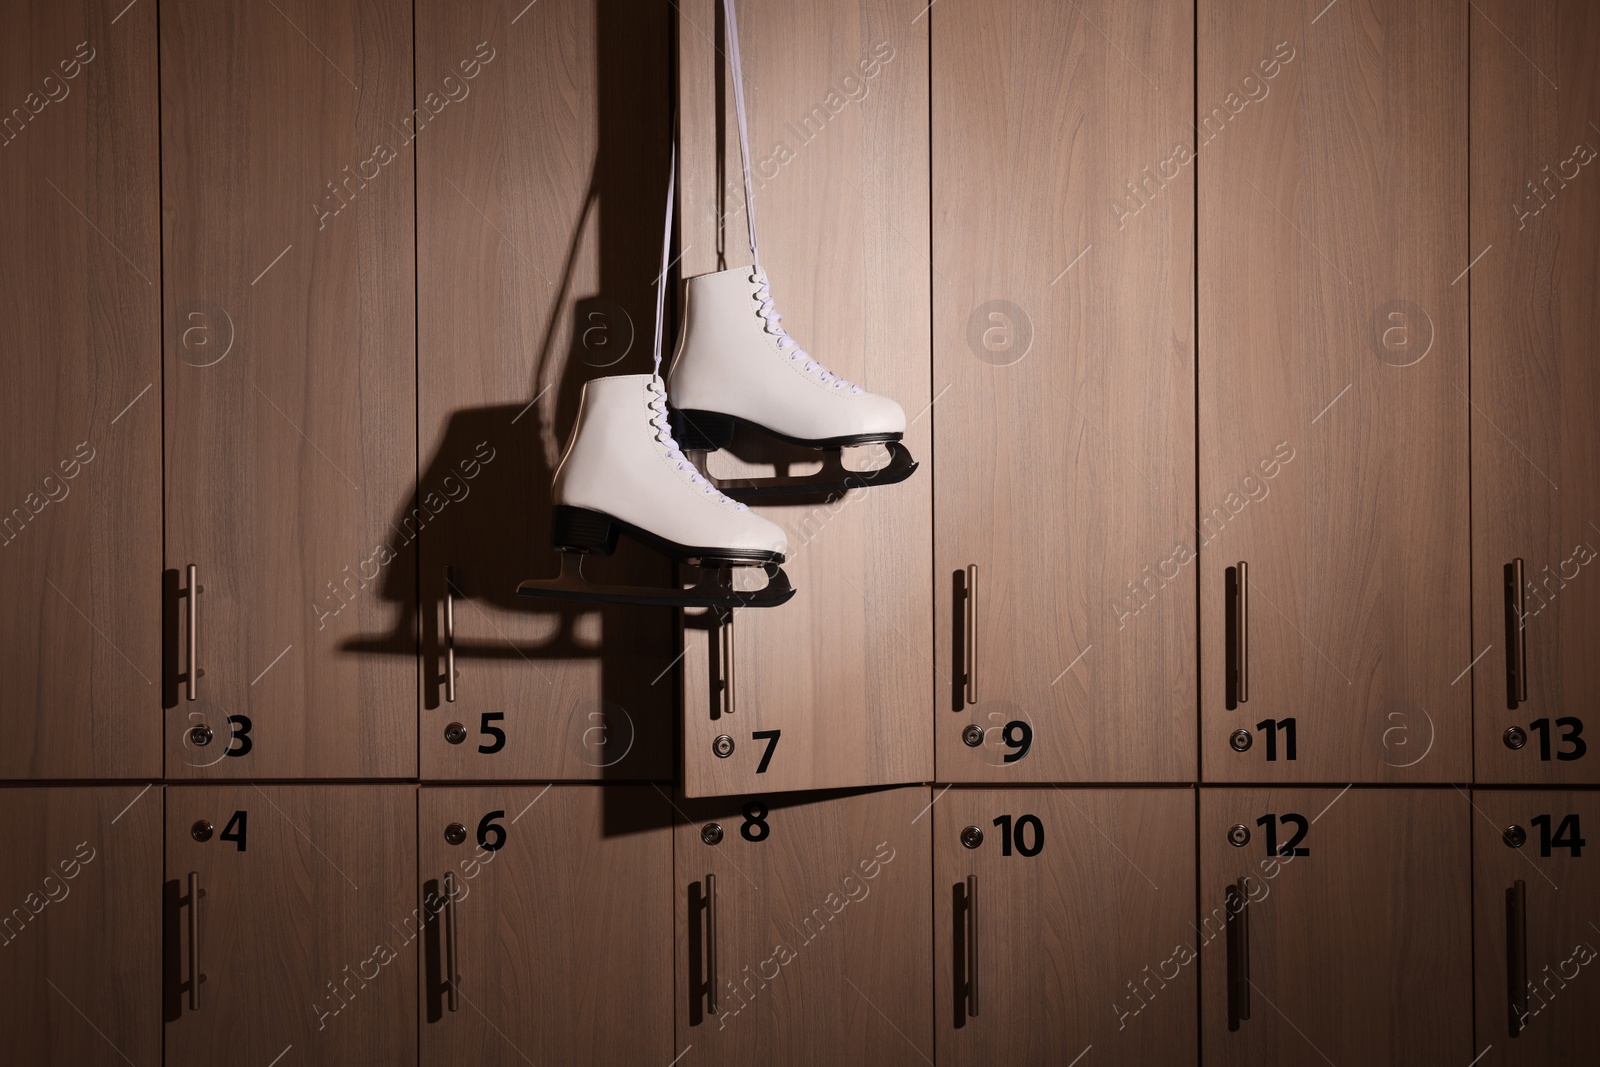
left=517, top=551, right=795, bottom=609
left=672, top=409, right=918, bottom=501
left=719, top=440, right=918, bottom=501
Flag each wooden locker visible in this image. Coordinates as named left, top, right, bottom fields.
left=161, top=0, right=416, bottom=777
left=418, top=785, right=673, bottom=1065
left=0, top=785, right=161, bottom=1065
left=1471, top=0, right=1600, bottom=785
left=0, top=0, right=161, bottom=776
left=1471, top=789, right=1599, bottom=1064
left=1198, top=0, right=1470, bottom=781
left=675, top=0, right=934, bottom=797
left=674, top=786, right=932, bottom=1065
left=1199, top=787, right=1471, bottom=1065
left=164, top=784, right=416, bottom=1066
left=934, top=788, right=1197, bottom=1065
left=932, top=0, right=1197, bottom=783
left=411, top=0, right=676, bottom=781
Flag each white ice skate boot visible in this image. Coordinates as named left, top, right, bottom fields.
left=519, top=145, right=794, bottom=609
left=666, top=0, right=917, bottom=499
left=519, top=374, right=794, bottom=608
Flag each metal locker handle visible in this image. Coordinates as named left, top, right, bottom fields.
left=182, top=564, right=202, bottom=701
left=1227, top=877, right=1250, bottom=1029
left=964, top=565, right=978, bottom=706
left=444, top=567, right=457, bottom=704
left=1239, top=877, right=1250, bottom=1010
left=1507, top=879, right=1527, bottom=1036
left=719, top=611, right=735, bottom=718
left=444, top=871, right=459, bottom=1012
left=705, top=873, right=718, bottom=1015
left=1507, top=559, right=1528, bottom=704
left=187, top=871, right=203, bottom=1010
left=966, top=873, right=979, bottom=1017
left=1234, top=562, right=1249, bottom=704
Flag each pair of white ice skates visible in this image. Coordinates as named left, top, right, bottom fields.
left=519, top=0, right=915, bottom=610
left=519, top=265, right=916, bottom=610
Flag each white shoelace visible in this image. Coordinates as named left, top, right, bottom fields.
left=752, top=273, right=862, bottom=392
left=724, top=0, right=861, bottom=396
left=646, top=377, right=748, bottom=509
left=650, top=133, right=746, bottom=507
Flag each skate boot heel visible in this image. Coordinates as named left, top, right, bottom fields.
left=670, top=409, right=738, bottom=451
left=551, top=506, right=620, bottom=554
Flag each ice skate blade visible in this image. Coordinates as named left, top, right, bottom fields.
left=517, top=552, right=795, bottom=609
left=670, top=409, right=918, bottom=499
left=718, top=441, right=918, bottom=501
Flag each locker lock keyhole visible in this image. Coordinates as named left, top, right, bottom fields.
left=444, top=823, right=468, bottom=846
left=191, top=820, right=213, bottom=842
left=1229, top=729, right=1252, bottom=752
left=701, top=823, right=724, bottom=846
left=1503, top=726, right=1527, bottom=750
left=960, top=825, right=984, bottom=849
left=189, top=724, right=213, bottom=747
left=444, top=722, right=467, bottom=745
left=712, top=735, right=735, bottom=759
left=1227, top=824, right=1251, bottom=848
left=1502, top=824, right=1527, bottom=849
left=961, top=724, right=984, bottom=747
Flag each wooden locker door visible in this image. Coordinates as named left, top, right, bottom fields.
left=0, top=0, right=161, bottom=776
left=1471, top=1, right=1600, bottom=785
left=674, top=786, right=932, bottom=1066
left=1199, top=787, right=1472, bottom=1066
left=412, top=0, right=676, bottom=781
left=0, top=785, right=160, bottom=1064
left=1198, top=0, right=1470, bottom=782
left=932, top=0, right=1197, bottom=783
left=161, top=0, right=416, bottom=777
left=933, top=788, right=1197, bottom=1066
left=418, top=785, right=673, bottom=1065
left=675, top=0, right=933, bottom=797
left=1471, top=789, right=1600, bottom=1063
left=165, top=784, right=416, bottom=1066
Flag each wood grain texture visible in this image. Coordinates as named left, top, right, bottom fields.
left=165, top=784, right=416, bottom=1066
left=676, top=0, right=933, bottom=797
left=1470, top=789, right=1600, bottom=1063
left=1200, top=787, right=1472, bottom=1066
left=1470, top=1, right=1600, bottom=784
left=1198, top=0, right=1470, bottom=782
left=412, top=0, right=676, bottom=781
left=674, top=785, right=932, bottom=1065
left=161, top=0, right=416, bottom=777
left=934, top=788, right=1197, bottom=1065
left=932, top=0, right=1196, bottom=785
left=0, top=785, right=160, bottom=1065
left=418, top=785, right=673, bottom=1065
left=0, top=0, right=161, bottom=776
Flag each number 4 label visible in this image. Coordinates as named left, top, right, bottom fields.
left=1532, top=813, right=1584, bottom=857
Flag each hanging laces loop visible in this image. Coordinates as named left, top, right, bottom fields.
left=652, top=132, right=676, bottom=379
left=723, top=0, right=761, bottom=269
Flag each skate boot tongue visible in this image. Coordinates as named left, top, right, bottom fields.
left=645, top=377, right=749, bottom=510
left=750, top=270, right=862, bottom=393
